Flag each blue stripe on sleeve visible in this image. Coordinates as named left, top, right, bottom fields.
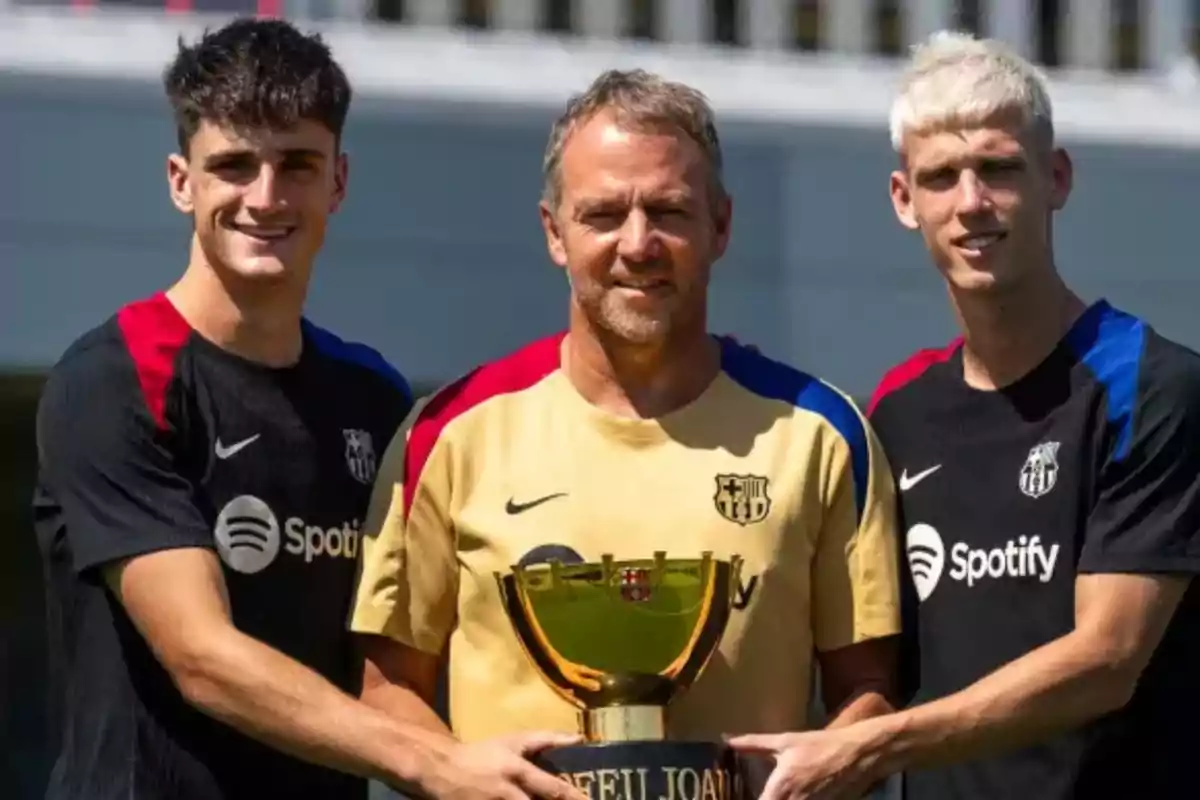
left=721, top=338, right=869, bottom=525
left=303, top=321, right=413, bottom=407
left=1064, top=301, right=1145, bottom=462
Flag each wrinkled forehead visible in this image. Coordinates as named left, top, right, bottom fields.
left=558, top=116, right=712, bottom=204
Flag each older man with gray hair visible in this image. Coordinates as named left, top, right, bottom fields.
left=351, top=67, right=904, bottom=800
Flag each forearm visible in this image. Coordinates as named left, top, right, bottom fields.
left=861, top=630, right=1130, bottom=777
left=816, top=635, right=901, bottom=730
left=825, top=690, right=894, bottom=729
left=176, top=627, right=455, bottom=788
left=362, top=677, right=455, bottom=737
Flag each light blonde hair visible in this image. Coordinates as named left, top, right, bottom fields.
left=541, top=68, right=725, bottom=208
left=889, top=31, right=1055, bottom=153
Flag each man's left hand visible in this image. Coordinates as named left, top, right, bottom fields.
left=727, top=729, right=878, bottom=800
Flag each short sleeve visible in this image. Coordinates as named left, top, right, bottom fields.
left=1079, top=352, right=1200, bottom=574
left=35, top=348, right=213, bottom=578
left=812, top=407, right=904, bottom=652
left=350, top=398, right=459, bottom=655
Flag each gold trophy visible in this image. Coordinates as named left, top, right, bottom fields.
left=494, top=551, right=749, bottom=800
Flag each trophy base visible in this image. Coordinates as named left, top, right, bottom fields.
left=532, top=740, right=754, bottom=800
left=583, top=706, right=665, bottom=742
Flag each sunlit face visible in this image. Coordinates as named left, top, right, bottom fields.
left=167, top=118, right=347, bottom=286
left=539, top=112, right=731, bottom=344
left=889, top=115, right=1071, bottom=293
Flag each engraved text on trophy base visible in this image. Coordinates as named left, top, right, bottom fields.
left=562, top=766, right=736, bottom=800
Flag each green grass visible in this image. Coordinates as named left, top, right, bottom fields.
left=520, top=560, right=709, bottom=675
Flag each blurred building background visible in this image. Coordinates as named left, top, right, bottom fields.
left=4, top=1, right=1200, bottom=796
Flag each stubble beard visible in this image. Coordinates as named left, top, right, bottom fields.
left=574, top=284, right=672, bottom=346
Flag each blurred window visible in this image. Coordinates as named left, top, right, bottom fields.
left=956, top=0, right=983, bottom=36
left=1194, top=0, right=1200, bottom=58
left=459, top=0, right=489, bottom=29
left=1114, top=0, right=1141, bottom=71
left=792, top=0, right=820, bottom=51
left=627, top=0, right=658, bottom=40
left=375, top=0, right=404, bottom=22
left=1036, top=0, right=1061, bottom=66
left=876, top=0, right=903, bottom=55
left=713, top=0, right=740, bottom=45
left=544, top=0, right=572, bottom=33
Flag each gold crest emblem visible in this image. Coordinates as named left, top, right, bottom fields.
left=713, top=474, right=771, bottom=526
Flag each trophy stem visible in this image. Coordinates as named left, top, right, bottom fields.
left=582, top=705, right=666, bottom=743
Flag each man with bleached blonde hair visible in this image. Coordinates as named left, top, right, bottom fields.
left=728, top=31, right=1200, bottom=800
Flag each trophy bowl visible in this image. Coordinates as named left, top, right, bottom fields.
left=494, top=551, right=751, bottom=800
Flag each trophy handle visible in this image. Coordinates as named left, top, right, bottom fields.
left=667, top=556, right=741, bottom=691
left=495, top=572, right=596, bottom=710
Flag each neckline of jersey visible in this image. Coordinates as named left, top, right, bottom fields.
left=183, top=315, right=315, bottom=377
left=943, top=298, right=1112, bottom=403
left=155, top=290, right=313, bottom=376
left=549, top=353, right=730, bottom=445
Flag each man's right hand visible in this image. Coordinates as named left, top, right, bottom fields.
left=419, top=731, right=590, bottom=800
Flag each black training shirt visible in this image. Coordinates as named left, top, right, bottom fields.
left=868, top=299, right=1200, bottom=799
left=34, top=292, right=412, bottom=800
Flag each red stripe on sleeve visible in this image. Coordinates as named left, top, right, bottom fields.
left=402, top=333, right=565, bottom=521
left=116, top=293, right=193, bottom=430
left=866, top=338, right=961, bottom=417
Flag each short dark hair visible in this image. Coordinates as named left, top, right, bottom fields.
left=163, top=17, right=352, bottom=154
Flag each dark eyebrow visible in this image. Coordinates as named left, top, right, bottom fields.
left=913, top=153, right=1025, bottom=181
left=912, top=165, right=950, bottom=184
left=279, top=148, right=327, bottom=162
left=203, top=149, right=254, bottom=169
left=978, top=154, right=1026, bottom=169
left=203, top=147, right=326, bottom=168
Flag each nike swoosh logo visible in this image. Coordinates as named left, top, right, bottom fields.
left=505, top=493, right=567, bottom=515
left=214, top=434, right=261, bottom=460
left=899, top=465, right=941, bottom=492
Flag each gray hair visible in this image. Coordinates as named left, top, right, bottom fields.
left=541, top=68, right=726, bottom=208
left=890, top=30, right=1055, bottom=153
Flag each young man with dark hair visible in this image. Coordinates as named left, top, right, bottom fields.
left=34, top=18, right=580, bottom=800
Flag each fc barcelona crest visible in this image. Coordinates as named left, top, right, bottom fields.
left=618, top=567, right=653, bottom=603
left=1019, top=441, right=1060, bottom=499
left=714, top=474, right=771, bottom=526
left=343, top=428, right=377, bottom=485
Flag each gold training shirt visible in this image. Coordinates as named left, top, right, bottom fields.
left=351, top=334, right=901, bottom=741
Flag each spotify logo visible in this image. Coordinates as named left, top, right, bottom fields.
left=905, top=523, right=945, bottom=602
left=214, top=495, right=281, bottom=575
left=905, top=522, right=1059, bottom=602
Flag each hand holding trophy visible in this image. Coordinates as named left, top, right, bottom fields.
left=494, top=551, right=750, bottom=800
